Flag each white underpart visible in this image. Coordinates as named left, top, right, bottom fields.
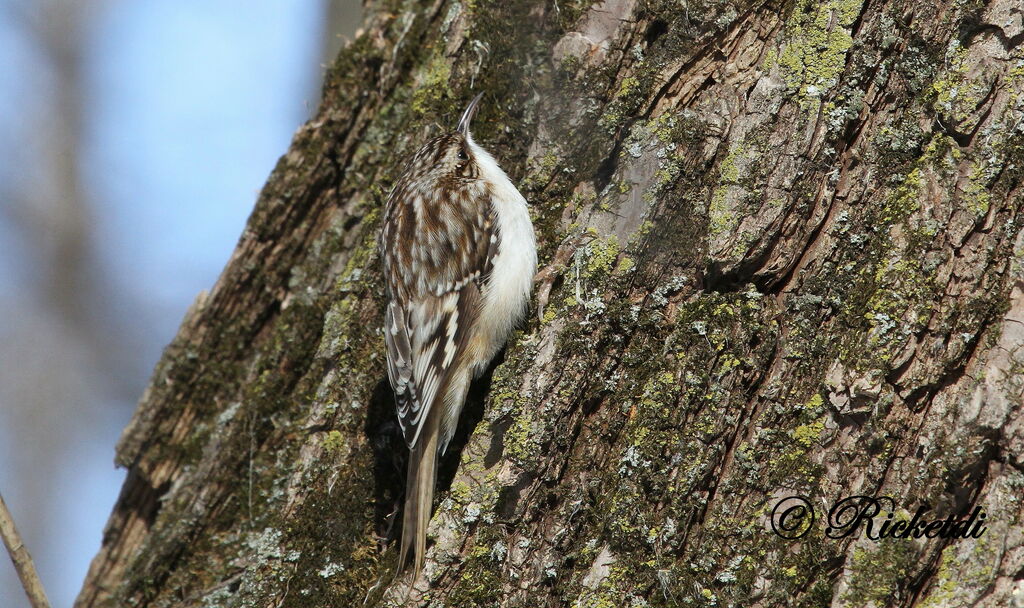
left=466, top=136, right=537, bottom=375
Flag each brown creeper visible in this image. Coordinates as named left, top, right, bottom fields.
left=378, top=93, right=537, bottom=580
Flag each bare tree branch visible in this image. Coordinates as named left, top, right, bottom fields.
left=0, top=491, right=52, bottom=608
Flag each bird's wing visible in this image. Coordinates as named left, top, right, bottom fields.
left=386, top=280, right=485, bottom=451
left=382, top=192, right=496, bottom=449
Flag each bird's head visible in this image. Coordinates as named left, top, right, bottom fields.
left=406, top=93, right=486, bottom=184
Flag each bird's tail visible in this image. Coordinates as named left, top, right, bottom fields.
left=399, top=410, right=440, bottom=582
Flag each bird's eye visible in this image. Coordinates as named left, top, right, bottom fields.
left=457, top=148, right=468, bottom=161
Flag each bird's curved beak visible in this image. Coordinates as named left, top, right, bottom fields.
left=457, top=92, right=484, bottom=136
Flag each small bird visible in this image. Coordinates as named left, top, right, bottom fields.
left=378, top=93, right=537, bottom=581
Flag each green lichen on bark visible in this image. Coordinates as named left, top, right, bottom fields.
left=767, top=0, right=863, bottom=108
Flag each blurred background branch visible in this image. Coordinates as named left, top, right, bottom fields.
left=1, top=491, right=51, bottom=608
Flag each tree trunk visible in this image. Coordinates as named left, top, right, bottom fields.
left=76, top=0, right=1024, bottom=606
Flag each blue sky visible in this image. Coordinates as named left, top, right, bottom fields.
left=0, top=1, right=338, bottom=605
left=87, top=1, right=325, bottom=337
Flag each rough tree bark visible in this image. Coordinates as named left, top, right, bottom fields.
left=76, top=0, right=1024, bottom=606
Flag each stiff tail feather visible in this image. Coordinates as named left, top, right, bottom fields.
left=399, top=410, right=440, bottom=582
